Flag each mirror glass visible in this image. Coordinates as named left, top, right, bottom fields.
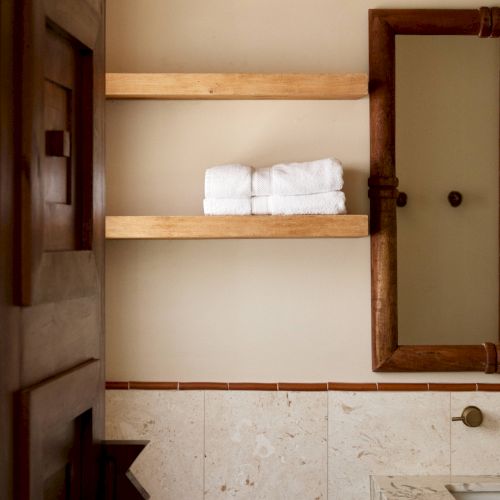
left=396, top=35, right=499, bottom=345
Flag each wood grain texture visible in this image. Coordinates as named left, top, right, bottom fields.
left=369, top=8, right=499, bottom=373
left=477, top=383, right=500, bottom=391
left=44, top=0, right=100, bottom=49
left=105, top=215, right=368, bottom=239
left=178, top=382, right=228, bottom=390
left=129, top=381, right=177, bottom=390
left=327, top=382, right=378, bottom=391
left=106, top=73, right=368, bottom=100
left=278, top=383, right=328, bottom=391
left=483, top=342, right=498, bottom=373
left=377, top=383, right=428, bottom=391
left=369, top=8, right=399, bottom=372
left=105, top=381, right=129, bottom=390
left=428, top=383, right=477, bottom=391
left=104, top=381, right=500, bottom=392
left=228, top=383, right=278, bottom=391
left=0, top=3, right=20, bottom=496
left=375, top=345, right=488, bottom=372
left=17, top=360, right=101, bottom=500
left=16, top=6, right=98, bottom=304
left=11, top=1, right=108, bottom=498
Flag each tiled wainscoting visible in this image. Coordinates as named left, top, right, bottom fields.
left=105, top=389, right=500, bottom=499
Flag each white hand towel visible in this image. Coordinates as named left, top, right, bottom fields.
left=251, top=196, right=270, bottom=215
left=251, top=167, right=272, bottom=196
left=251, top=192, right=346, bottom=215
left=205, top=164, right=253, bottom=199
left=270, top=158, right=344, bottom=196
left=203, top=198, right=251, bottom=215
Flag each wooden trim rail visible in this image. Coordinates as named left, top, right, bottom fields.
left=105, top=215, right=369, bottom=240
left=105, top=73, right=368, bottom=100
left=106, top=381, right=500, bottom=391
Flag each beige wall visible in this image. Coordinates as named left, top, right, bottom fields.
left=106, top=0, right=500, bottom=382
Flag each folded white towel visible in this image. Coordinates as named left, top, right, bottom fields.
left=203, top=198, right=251, bottom=215
left=251, top=167, right=272, bottom=196
left=252, top=158, right=344, bottom=197
left=251, top=196, right=270, bottom=215
left=251, top=192, right=346, bottom=215
left=205, top=164, right=253, bottom=199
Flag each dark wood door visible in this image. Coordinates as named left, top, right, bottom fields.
left=0, top=0, right=106, bottom=498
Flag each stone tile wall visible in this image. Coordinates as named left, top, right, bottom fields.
left=106, top=390, right=500, bottom=499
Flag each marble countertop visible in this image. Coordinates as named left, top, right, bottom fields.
left=371, top=475, right=500, bottom=499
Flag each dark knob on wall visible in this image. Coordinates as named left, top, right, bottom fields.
left=396, top=191, right=407, bottom=207
left=448, top=191, right=463, bottom=207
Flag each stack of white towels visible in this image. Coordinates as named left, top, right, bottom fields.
left=203, top=158, right=347, bottom=215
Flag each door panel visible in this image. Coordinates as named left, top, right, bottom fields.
left=17, top=361, right=101, bottom=500
left=2, top=2, right=147, bottom=497
left=17, top=3, right=97, bottom=306
left=11, top=0, right=106, bottom=498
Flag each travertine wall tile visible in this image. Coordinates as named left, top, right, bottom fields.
left=204, top=391, right=327, bottom=499
left=104, top=390, right=500, bottom=499
left=105, top=390, right=204, bottom=500
left=451, top=392, right=500, bottom=475
left=328, top=392, right=450, bottom=499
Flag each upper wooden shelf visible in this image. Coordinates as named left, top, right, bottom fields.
left=105, top=73, right=368, bottom=100
left=106, top=215, right=368, bottom=240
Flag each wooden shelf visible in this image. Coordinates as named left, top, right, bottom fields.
left=106, top=215, right=368, bottom=240
left=105, top=73, right=368, bottom=100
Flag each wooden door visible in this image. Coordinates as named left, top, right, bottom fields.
left=0, top=0, right=121, bottom=498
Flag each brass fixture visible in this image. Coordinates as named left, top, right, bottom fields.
left=452, top=406, right=483, bottom=427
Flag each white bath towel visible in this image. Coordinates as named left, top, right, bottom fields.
left=251, top=158, right=344, bottom=197
left=205, top=164, right=253, bottom=199
left=203, top=198, right=251, bottom=215
left=251, top=192, right=346, bottom=215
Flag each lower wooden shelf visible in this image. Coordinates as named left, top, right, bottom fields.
left=105, top=215, right=368, bottom=239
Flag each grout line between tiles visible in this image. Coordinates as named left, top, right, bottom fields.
left=326, top=390, right=329, bottom=500
left=203, top=390, right=206, bottom=499
left=449, top=391, right=452, bottom=478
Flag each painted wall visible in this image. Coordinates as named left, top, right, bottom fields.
left=105, top=0, right=500, bottom=382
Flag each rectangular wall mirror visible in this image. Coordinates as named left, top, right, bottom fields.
left=369, top=7, right=500, bottom=372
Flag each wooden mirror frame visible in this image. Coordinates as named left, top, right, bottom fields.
left=369, top=7, right=500, bottom=373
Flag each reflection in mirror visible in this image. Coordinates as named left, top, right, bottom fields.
left=396, top=36, right=499, bottom=345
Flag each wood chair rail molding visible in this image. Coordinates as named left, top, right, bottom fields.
left=369, top=7, right=500, bottom=373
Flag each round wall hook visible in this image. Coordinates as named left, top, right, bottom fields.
left=448, top=191, right=462, bottom=207
left=396, top=191, right=407, bottom=207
